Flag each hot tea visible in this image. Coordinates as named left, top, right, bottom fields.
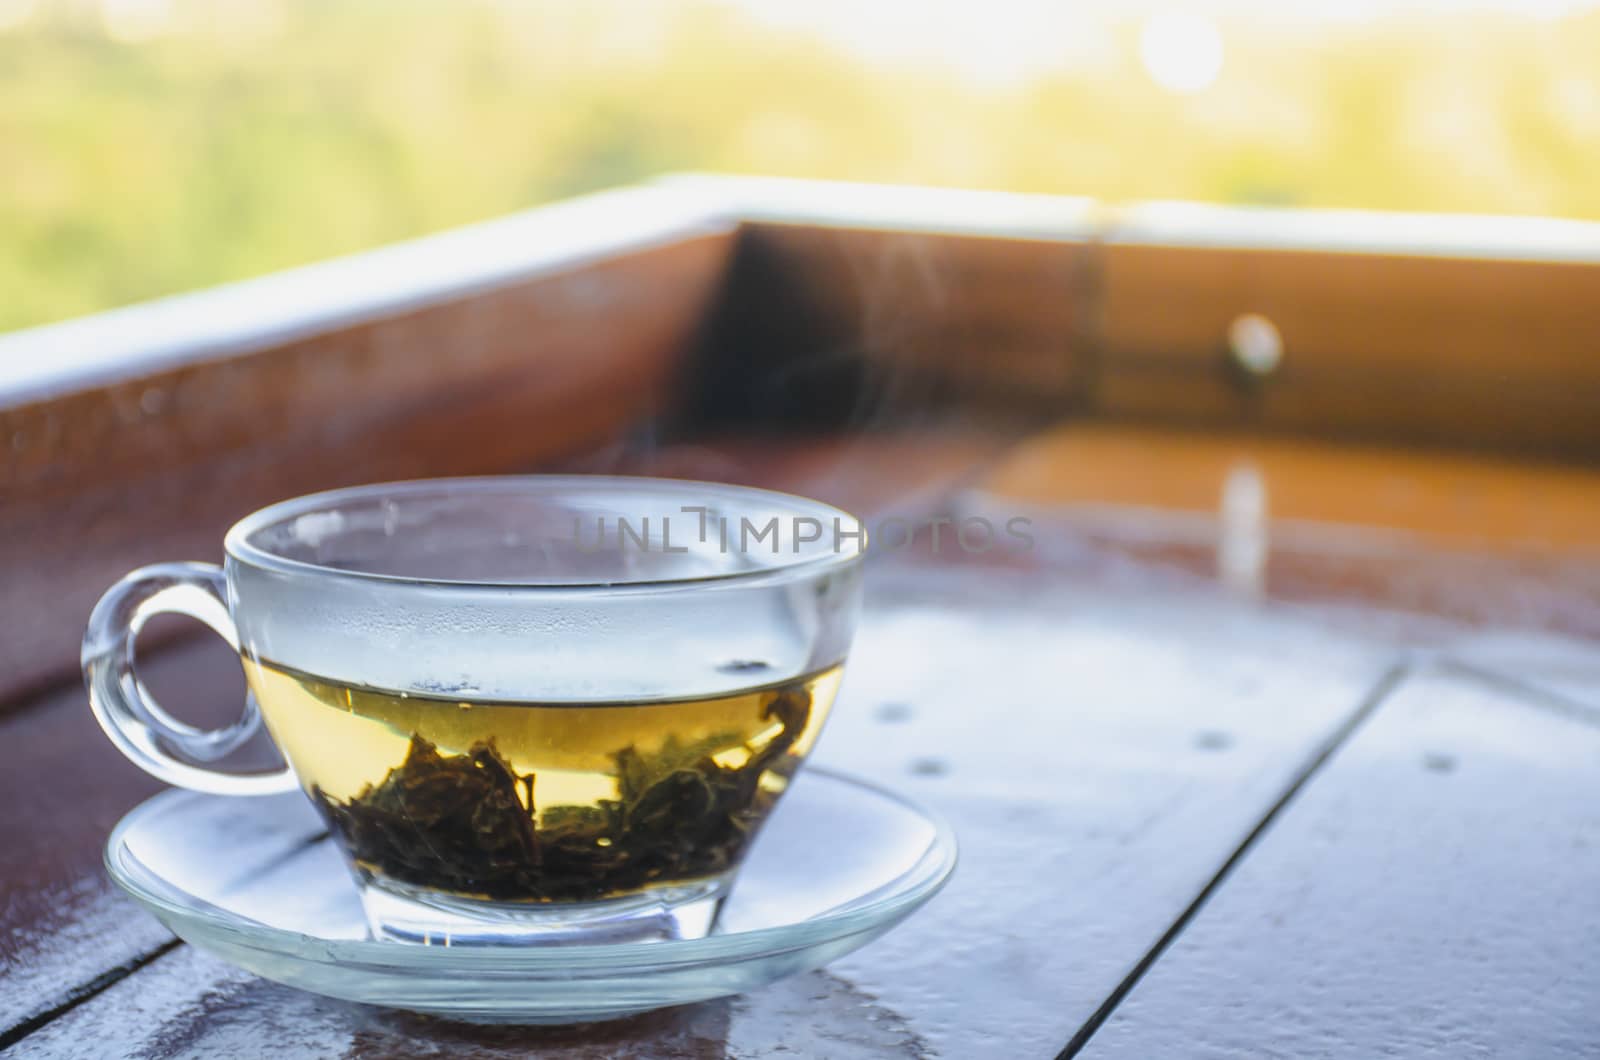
left=244, top=658, right=842, bottom=905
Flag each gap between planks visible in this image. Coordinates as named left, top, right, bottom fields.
left=1057, top=661, right=1414, bottom=1059
left=0, top=940, right=183, bottom=1052
left=0, top=828, right=334, bottom=1050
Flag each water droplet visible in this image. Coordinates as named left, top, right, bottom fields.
left=910, top=757, right=949, bottom=777
left=1194, top=730, right=1233, bottom=751
left=1423, top=751, right=1457, bottom=774
left=876, top=702, right=915, bottom=723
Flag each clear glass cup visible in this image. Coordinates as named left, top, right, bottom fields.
left=83, top=477, right=865, bottom=945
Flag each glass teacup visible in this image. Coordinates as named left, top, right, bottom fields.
left=83, top=478, right=864, bottom=944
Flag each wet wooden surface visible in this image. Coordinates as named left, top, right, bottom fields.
left=1082, top=668, right=1600, bottom=1059
left=5, top=428, right=1599, bottom=1057
left=0, top=640, right=247, bottom=1036
left=982, top=425, right=1600, bottom=551
left=805, top=562, right=1393, bottom=1057
left=12, top=946, right=931, bottom=1060
left=972, top=424, right=1600, bottom=642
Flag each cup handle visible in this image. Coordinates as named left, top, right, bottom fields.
left=82, top=562, right=298, bottom=796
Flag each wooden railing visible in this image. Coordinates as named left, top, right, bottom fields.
left=4, top=175, right=1600, bottom=703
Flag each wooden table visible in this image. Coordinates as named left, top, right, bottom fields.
left=4, top=179, right=1599, bottom=1057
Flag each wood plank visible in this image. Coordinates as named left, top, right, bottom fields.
left=1435, top=635, right=1600, bottom=716
left=1080, top=667, right=1600, bottom=1059
left=1102, top=241, right=1600, bottom=381
left=684, top=222, right=1092, bottom=429
left=1097, top=241, right=1600, bottom=456
left=981, top=425, right=1600, bottom=553
left=0, top=230, right=734, bottom=706
left=0, top=636, right=245, bottom=1034
left=9, top=947, right=930, bottom=1059
left=810, top=563, right=1391, bottom=1056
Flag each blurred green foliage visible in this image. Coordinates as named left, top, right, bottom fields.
left=4, top=0, right=1600, bottom=332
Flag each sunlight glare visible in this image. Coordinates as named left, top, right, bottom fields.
left=1139, top=11, right=1225, bottom=95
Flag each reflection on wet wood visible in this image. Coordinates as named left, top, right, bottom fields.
left=970, top=424, right=1600, bottom=639
left=9, top=946, right=928, bottom=1060
left=981, top=425, right=1600, bottom=552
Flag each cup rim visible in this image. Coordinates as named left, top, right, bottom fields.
left=224, top=475, right=866, bottom=592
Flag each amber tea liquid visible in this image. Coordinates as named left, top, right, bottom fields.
left=244, top=658, right=841, bottom=905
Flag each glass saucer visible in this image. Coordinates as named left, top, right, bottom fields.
left=105, top=768, right=957, bottom=1024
